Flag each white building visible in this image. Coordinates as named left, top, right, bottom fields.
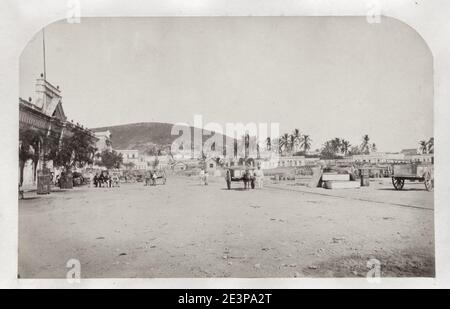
left=352, top=152, right=405, bottom=164
left=205, top=157, right=218, bottom=173
left=116, top=150, right=141, bottom=169
left=257, top=157, right=280, bottom=169
left=94, top=130, right=112, bottom=153
left=305, top=157, right=321, bottom=166
left=277, top=156, right=306, bottom=168
left=405, top=153, right=434, bottom=163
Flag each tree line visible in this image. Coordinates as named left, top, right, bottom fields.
left=262, top=130, right=376, bottom=159
left=19, top=128, right=123, bottom=186
left=269, top=129, right=434, bottom=159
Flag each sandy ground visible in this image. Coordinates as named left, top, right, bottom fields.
left=18, top=176, right=434, bottom=278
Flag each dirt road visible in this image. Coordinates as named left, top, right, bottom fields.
left=19, top=176, right=434, bottom=278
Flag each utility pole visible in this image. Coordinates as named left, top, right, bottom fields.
left=42, top=28, right=47, bottom=80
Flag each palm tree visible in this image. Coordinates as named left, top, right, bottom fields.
left=340, top=139, right=351, bottom=156
left=321, top=140, right=336, bottom=159
left=331, top=138, right=342, bottom=154
left=243, top=133, right=250, bottom=159
left=419, top=140, right=427, bottom=154
left=279, top=133, right=290, bottom=156
left=291, top=129, right=302, bottom=153
left=300, top=134, right=312, bottom=153
left=266, top=137, right=271, bottom=151
left=361, top=134, right=370, bottom=154
left=289, top=134, right=296, bottom=154
left=427, top=137, right=434, bottom=154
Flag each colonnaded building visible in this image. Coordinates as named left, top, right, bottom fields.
left=19, top=75, right=97, bottom=189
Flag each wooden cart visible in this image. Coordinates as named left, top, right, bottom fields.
left=391, top=163, right=434, bottom=191
left=144, top=170, right=167, bottom=186
left=225, top=167, right=255, bottom=190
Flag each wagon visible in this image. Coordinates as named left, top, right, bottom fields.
left=144, top=170, right=167, bottom=186
left=225, top=166, right=255, bottom=190
left=391, top=163, right=434, bottom=191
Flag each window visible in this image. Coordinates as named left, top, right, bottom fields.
left=209, top=163, right=214, bottom=168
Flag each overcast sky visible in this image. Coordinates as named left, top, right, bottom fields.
left=20, top=17, right=433, bottom=152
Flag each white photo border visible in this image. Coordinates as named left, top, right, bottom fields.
left=1, top=0, right=448, bottom=289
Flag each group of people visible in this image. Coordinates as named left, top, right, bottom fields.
left=243, top=166, right=264, bottom=189
left=91, top=171, right=120, bottom=188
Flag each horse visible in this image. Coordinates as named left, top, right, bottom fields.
left=243, top=170, right=252, bottom=190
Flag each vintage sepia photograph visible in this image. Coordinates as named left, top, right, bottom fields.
left=17, top=16, right=434, bottom=279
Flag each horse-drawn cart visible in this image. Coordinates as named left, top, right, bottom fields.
left=225, top=167, right=255, bottom=190
left=144, top=170, right=167, bottom=186
left=391, top=163, right=434, bottom=191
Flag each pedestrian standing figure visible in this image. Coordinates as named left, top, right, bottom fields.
left=93, top=173, right=98, bottom=187
left=199, top=169, right=205, bottom=185
left=152, top=170, right=158, bottom=186
left=89, top=172, right=95, bottom=188
left=254, top=165, right=264, bottom=189
left=112, top=174, right=120, bottom=187
left=204, top=170, right=209, bottom=186
left=107, top=172, right=112, bottom=187
left=18, top=183, right=24, bottom=200
left=243, top=169, right=251, bottom=190
left=145, top=171, right=151, bottom=186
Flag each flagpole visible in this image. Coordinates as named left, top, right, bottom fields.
left=42, top=28, right=46, bottom=80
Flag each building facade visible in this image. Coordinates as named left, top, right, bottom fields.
left=19, top=76, right=97, bottom=189
left=405, top=153, right=434, bottom=163
left=116, top=149, right=139, bottom=164
left=351, top=152, right=406, bottom=164
left=277, top=156, right=306, bottom=168
left=94, top=130, right=112, bottom=153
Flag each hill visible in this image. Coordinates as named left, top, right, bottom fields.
left=92, top=122, right=229, bottom=155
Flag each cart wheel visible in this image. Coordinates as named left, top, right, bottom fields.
left=424, top=172, right=434, bottom=192
left=226, top=180, right=231, bottom=190
left=392, top=177, right=405, bottom=190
